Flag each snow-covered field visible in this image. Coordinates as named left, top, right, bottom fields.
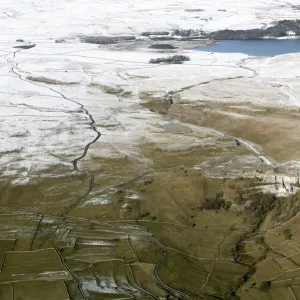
left=1, top=0, right=300, bottom=37
left=2, top=41, right=300, bottom=181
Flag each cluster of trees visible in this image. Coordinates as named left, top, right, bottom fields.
left=149, top=44, right=177, bottom=49
left=149, top=55, right=190, bottom=64
left=173, top=28, right=204, bottom=37
left=202, top=197, right=231, bottom=211
left=272, top=191, right=300, bottom=224
left=141, top=31, right=169, bottom=36
left=80, top=36, right=136, bottom=44
left=209, top=19, right=300, bottom=39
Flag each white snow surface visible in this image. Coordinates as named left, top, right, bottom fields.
left=1, top=0, right=300, bottom=38
left=1, top=0, right=300, bottom=182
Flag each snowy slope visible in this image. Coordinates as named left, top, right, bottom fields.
left=0, top=0, right=300, bottom=38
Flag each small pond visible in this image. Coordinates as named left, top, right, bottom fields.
left=195, top=39, right=300, bottom=56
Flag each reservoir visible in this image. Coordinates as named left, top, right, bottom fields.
left=195, top=39, right=300, bottom=56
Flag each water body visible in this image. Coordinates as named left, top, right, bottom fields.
left=195, top=39, right=300, bottom=56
